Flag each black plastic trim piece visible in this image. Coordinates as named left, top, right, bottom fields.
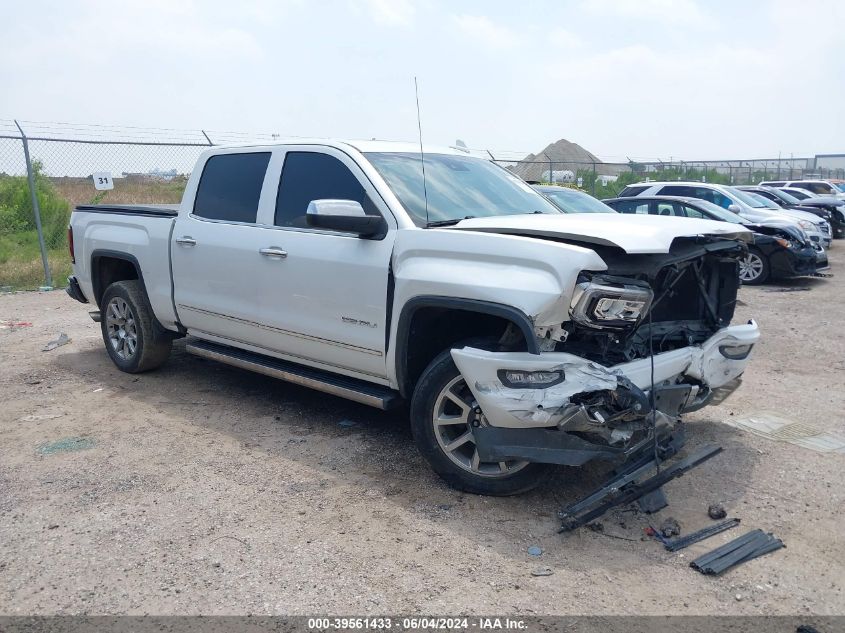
left=90, top=249, right=146, bottom=308
left=75, top=204, right=178, bottom=218
left=664, top=518, right=741, bottom=552
left=394, top=296, right=539, bottom=398
left=65, top=276, right=88, bottom=304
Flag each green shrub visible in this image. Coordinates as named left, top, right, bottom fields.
left=0, top=161, right=70, bottom=246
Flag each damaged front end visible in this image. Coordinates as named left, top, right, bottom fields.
left=452, top=236, right=760, bottom=467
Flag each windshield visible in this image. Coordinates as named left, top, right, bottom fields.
left=783, top=188, right=811, bottom=199
left=365, top=152, right=560, bottom=226
left=765, top=188, right=800, bottom=204
left=837, top=183, right=845, bottom=193
left=728, top=187, right=775, bottom=209
left=536, top=187, right=616, bottom=213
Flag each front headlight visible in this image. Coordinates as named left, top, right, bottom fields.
left=570, top=279, right=654, bottom=329
left=775, top=237, right=801, bottom=250
left=798, top=220, right=814, bottom=230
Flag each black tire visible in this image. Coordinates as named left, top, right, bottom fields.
left=410, top=345, right=551, bottom=495
left=100, top=280, right=172, bottom=373
left=739, top=247, right=769, bottom=285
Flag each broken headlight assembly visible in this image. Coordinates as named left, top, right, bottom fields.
left=497, top=369, right=565, bottom=389
left=569, top=276, right=654, bottom=330
left=718, top=343, right=753, bottom=360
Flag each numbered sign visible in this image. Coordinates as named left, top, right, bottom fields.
left=92, top=172, right=114, bottom=191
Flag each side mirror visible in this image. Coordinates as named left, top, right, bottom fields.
left=727, top=204, right=741, bottom=213
left=306, top=199, right=386, bottom=238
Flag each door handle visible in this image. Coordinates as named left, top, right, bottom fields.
left=259, top=247, right=288, bottom=259
left=175, top=236, right=196, bottom=246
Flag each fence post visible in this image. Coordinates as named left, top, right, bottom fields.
left=591, top=161, right=596, bottom=195
left=14, top=120, right=53, bottom=289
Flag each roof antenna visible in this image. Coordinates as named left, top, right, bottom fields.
left=414, top=76, right=430, bottom=225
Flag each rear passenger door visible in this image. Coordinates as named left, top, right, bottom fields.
left=171, top=149, right=278, bottom=347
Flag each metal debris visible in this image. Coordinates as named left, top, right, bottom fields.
left=527, top=546, right=542, bottom=557
left=690, top=529, right=784, bottom=575
left=664, top=518, right=741, bottom=552
left=42, top=332, right=70, bottom=352
left=764, top=287, right=810, bottom=293
left=559, top=443, right=722, bottom=533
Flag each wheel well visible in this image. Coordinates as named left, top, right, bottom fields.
left=92, top=255, right=140, bottom=307
left=398, top=305, right=532, bottom=398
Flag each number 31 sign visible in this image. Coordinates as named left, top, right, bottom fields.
left=92, top=172, right=114, bottom=191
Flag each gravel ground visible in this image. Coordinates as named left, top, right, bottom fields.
left=1, top=251, right=843, bottom=616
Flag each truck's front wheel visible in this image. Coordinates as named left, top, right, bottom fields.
left=410, top=346, right=551, bottom=495
left=100, top=280, right=172, bottom=373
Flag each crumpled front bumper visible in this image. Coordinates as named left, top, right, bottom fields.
left=451, top=319, right=760, bottom=429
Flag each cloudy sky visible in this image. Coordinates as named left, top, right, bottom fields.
left=1, top=0, right=843, bottom=161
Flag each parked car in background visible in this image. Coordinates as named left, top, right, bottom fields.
left=741, top=190, right=832, bottom=249
left=737, top=185, right=844, bottom=239
left=760, top=179, right=845, bottom=199
left=620, top=181, right=831, bottom=249
left=604, top=196, right=823, bottom=284
left=532, top=185, right=616, bottom=213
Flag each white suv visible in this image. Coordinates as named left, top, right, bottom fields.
left=759, top=179, right=845, bottom=200
left=620, top=181, right=831, bottom=248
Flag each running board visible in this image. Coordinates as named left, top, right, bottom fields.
left=186, top=338, right=401, bottom=410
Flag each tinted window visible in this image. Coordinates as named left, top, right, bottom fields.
left=658, top=185, right=695, bottom=197
left=783, top=188, right=810, bottom=199
left=654, top=202, right=679, bottom=216
left=612, top=200, right=650, bottom=214
left=275, top=152, right=379, bottom=228
left=679, top=204, right=707, bottom=219
left=193, top=152, right=271, bottom=223
left=618, top=185, right=649, bottom=197
left=761, top=181, right=786, bottom=187
left=796, top=182, right=835, bottom=195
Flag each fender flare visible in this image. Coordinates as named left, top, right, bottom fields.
left=394, top=295, right=540, bottom=398
left=90, top=249, right=147, bottom=308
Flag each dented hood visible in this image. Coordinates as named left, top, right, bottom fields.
left=448, top=213, right=752, bottom=254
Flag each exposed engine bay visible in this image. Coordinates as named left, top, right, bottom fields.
left=452, top=236, right=756, bottom=468
left=558, top=237, right=745, bottom=365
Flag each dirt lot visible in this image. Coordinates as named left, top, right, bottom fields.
left=1, top=252, right=844, bottom=616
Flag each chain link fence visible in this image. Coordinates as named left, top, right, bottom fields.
left=493, top=156, right=845, bottom=201
left=2, top=119, right=843, bottom=291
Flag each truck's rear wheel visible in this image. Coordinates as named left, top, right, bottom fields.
left=100, top=280, right=172, bottom=373
left=410, top=346, right=551, bottom=495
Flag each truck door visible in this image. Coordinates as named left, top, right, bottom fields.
left=171, top=149, right=278, bottom=347
left=248, top=147, right=396, bottom=380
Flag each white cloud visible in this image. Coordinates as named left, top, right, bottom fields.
left=547, top=27, right=583, bottom=48
left=361, top=0, right=416, bottom=25
left=582, top=0, right=713, bottom=26
left=451, top=14, right=519, bottom=49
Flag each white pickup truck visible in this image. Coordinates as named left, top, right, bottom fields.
left=66, top=141, right=760, bottom=495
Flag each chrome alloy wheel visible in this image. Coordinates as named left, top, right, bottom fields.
left=105, top=297, right=138, bottom=360
left=432, top=375, right=529, bottom=477
left=739, top=252, right=765, bottom=282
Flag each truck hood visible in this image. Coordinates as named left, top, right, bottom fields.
left=447, top=213, right=752, bottom=254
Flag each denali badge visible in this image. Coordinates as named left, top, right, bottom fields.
left=341, top=316, right=377, bottom=328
